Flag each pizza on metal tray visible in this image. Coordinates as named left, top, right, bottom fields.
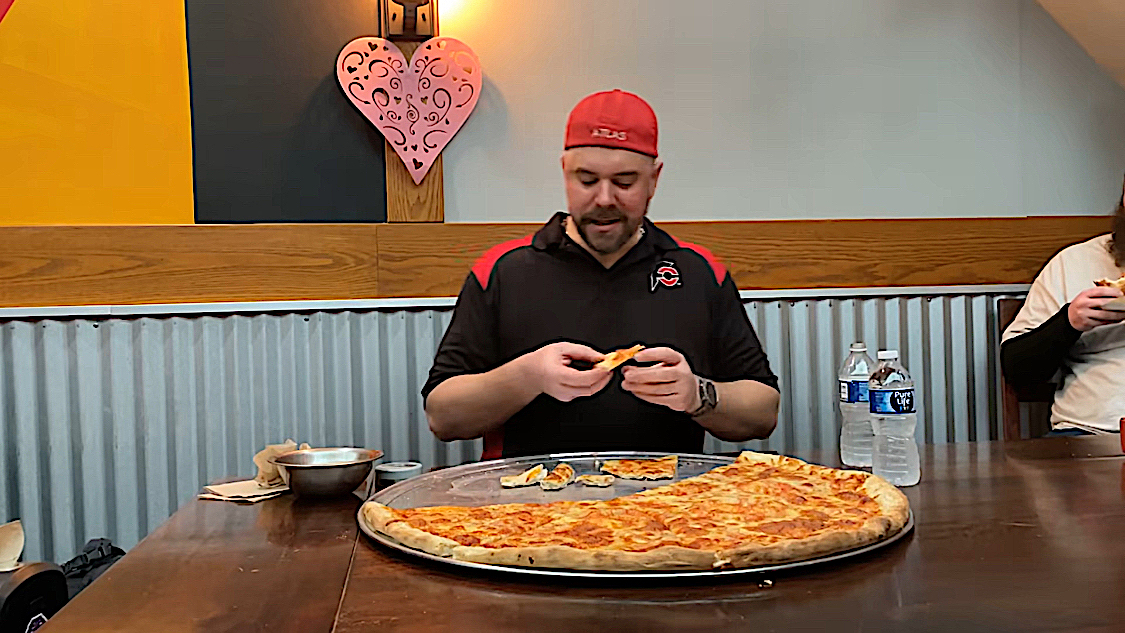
left=600, top=455, right=677, bottom=480
left=362, top=451, right=910, bottom=571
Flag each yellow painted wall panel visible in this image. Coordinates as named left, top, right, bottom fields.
left=0, top=0, right=194, bottom=224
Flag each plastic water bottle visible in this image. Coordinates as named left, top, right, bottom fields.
left=838, top=343, right=876, bottom=467
left=869, top=350, right=920, bottom=486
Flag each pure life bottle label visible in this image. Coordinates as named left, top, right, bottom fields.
left=870, top=388, right=915, bottom=414
left=839, top=380, right=869, bottom=404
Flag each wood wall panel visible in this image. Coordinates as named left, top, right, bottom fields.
left=385, top=153, right=445, bottom=222
left=376, top=223, right=532, bottom=296
left=0, top=216, right=1110, bottom=308
left=0, top=225, right=380, bottom=307
left=665, top=216, right=1111, bottom=290
left=377, top=216, right=1111, bottom=297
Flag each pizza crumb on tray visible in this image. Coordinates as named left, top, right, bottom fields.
left=540, top=463, right=576, bottom=490
left=575, top=474, right=615, bottom=487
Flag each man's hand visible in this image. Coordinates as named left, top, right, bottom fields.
left=1068, top=287, right=1125, bottom=332
left=620, top=347, right=700, bottom=413
left=528, top=342, right=612, bottom=402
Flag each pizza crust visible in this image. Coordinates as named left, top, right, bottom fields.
left=540, top=463, right=576, bottom=491
left=718, top=525, right=884, bottom=567
left=576, top=474, right=615, bottom=487
left=735, top=450, right=784, bottom=466
left=362, top=502, right=462, bottom=557
left=452, top=544, right=716, bottom=571
left=500, top=464, right=546, bottom=488
left=595, top=345, right=644, bottom=370
left=860, top=472, right=911, bottom=534
left=1094, top=276, right=1125, bottom=291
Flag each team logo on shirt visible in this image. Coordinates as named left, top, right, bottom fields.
left=650, top=260, right=682, bottom=292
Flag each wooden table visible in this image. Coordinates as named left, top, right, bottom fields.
left=42, top=437, right=1125, bottom=632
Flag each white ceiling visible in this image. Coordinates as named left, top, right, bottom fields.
left=1039, top=0, right=1125, bottom=89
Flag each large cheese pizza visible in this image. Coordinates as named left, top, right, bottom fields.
left=361, top=451, right=910, bottom=571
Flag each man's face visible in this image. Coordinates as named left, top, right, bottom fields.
left=562, top=147, right=662, bottom=255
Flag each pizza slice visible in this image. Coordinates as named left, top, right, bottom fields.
left=540, top=463, right=576, bottom=491
left=600, top=455, right=677, bottom=480
left=575, top=474, right=615, bottom=487
left=595, top=344, right=645, bottom=370
left=1094, top=275, right=1125, bottom=291
left=499, top=464, right=546, bottom=488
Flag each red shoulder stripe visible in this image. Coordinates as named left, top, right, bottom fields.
left=481, top=429, right=504, bottom=461
left=471, top=235, right=534, bottom=290
left=673, top=238, right=727, bottom=285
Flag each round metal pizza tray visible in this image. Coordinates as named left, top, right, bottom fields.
left=357, top=451, right=915, bottom=579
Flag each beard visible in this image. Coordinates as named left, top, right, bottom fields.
left=573, top=208, right=644, bottom=255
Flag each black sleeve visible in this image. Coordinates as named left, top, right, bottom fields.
left=422, top=273, right=499, bottom=401
left=1000, top=303, right=1081, bottom=387
left=708, top=273, right=779, bottom=391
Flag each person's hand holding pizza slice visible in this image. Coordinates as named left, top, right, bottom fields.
left=619, top=347, right=702, bottom=414
left=1069, top=276, right=1125, bottom=332
left=529, top=341, right=613, bottom=402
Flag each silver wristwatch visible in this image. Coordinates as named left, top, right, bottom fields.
left=689, top=376, right=718, bottom=417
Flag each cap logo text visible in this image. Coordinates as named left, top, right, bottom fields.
left=591, top=128, right=628, bottom=141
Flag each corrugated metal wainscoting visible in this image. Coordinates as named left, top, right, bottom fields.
left=0, top=289, right=1021, bottom=563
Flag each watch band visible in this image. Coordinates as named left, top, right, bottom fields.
left=689, top=376, right=717, bottom=417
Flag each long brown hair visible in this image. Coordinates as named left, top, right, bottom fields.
left=1110, top=172, right=1125, bottom=267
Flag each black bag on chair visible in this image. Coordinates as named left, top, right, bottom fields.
left=61, top=539, right=125, bottom=601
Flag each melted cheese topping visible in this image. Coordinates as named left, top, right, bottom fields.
left=601, top=455, right=677, bottom=479
left=391, top=458, right=885, bottom=552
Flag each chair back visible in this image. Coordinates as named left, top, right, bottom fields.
left=998, top=298, right=1056, bottom=440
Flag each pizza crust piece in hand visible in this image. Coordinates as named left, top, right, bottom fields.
left=600, top=455, right=677, bottom=480
left=595, top=345, right=645, bottom=370
left=575, top=474, right=615, bottom=487
left=540, top=463, right=576, bottom=491
left=1094, top=275, right=1125, bottom=291
left=500, top=464, right=546, bottom=488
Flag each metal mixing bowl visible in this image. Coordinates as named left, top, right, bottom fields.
left=271, top=448, right=383, bottom=497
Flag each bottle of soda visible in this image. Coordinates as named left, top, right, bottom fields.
left=869, top=350, right=920, bottom=486
left=838, top=342, right=876, bottom=467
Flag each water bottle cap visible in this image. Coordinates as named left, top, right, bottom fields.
left=877, top=350, right=899, bottom=360
left=849, top=343, right=867, bottom=352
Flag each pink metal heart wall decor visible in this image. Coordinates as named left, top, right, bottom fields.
left=337, top=37, right=482, bottom=184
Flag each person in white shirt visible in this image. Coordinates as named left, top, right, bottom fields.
left=1001, top=175, right=1125, bottom=434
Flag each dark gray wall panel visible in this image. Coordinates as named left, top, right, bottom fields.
left=187, top=0, right=387, bottom=223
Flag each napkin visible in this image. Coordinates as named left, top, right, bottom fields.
left=199, top=480, right=288, bottom=504
left=252, top=439, right=310, bottom=487
left=0, top=520, right=23, bottom=572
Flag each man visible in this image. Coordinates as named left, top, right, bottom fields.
left=424, top=90, right=780, bottom=458
left=1001, top=174, right=1125, bottom=434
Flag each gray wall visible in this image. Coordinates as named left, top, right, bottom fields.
left=440, top=0, right=1125, bottom=221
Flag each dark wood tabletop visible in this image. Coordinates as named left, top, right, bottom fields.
left=39, top=493, right=361, bottom=633
left=42, top=436, right=1125, bottom=633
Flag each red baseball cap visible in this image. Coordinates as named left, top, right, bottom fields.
left=564, top=90, right=658, bottom=158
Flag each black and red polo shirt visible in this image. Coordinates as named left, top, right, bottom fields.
left=423, top=212, right=778, bottom=459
